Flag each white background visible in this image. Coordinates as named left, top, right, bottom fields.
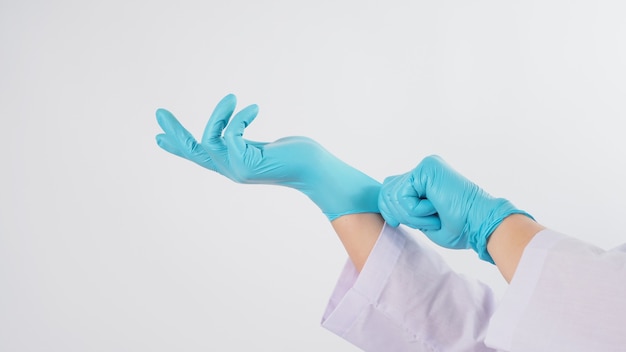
left=2, top=0, right=625, bottom=351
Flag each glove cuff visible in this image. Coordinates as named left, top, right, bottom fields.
left=323, top=181, right=381, bottom=221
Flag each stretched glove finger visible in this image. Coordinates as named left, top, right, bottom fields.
left=157, top=133, right=220, bottom=171
left=223, top=104, right=259, bottom=156
left=222, top=104, right=262, bottom=182
left=156, top=133, right=185, bottom=158
left=201, top=94, right=237, bottom=148
left=156, top=108, right=197, bottom=147
left=155, top=109, right=220, bottom=171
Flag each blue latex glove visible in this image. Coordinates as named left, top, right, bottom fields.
left=378, top=155, right=534, bottom=263
left=155, top=94, right=380, bottom=221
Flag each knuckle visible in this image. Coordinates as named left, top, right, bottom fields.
left=420, top=154, right=442, bottom=168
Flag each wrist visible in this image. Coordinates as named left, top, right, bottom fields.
left=331, top=212, right=384, bottom=272
left=487, top=214, right=545, bottom=282
left=471, top=197, right=535, bottom=263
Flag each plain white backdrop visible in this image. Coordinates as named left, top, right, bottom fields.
left=2, top=0, right=625, bottom=351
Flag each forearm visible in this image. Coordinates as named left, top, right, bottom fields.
left=487, top=214, right=546, bottom=282
left=331, top=213, right=385, bottom=272
left=332, top=212, right=545, bottom=280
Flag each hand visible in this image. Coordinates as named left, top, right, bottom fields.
left=155, top=94, right=381, bottom=220
left=378, top=155, right=533, bottom=263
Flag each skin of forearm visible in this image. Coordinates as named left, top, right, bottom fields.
left=331, top=212, right=544, bottom=281
left=331, top=213, right=385, bottom=272
left=487, top=214, right=546, bottom=283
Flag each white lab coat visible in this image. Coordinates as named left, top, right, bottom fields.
left=321, top=224, right=626, bottom=351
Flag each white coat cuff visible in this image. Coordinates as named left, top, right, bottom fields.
left=484, top=229, right=567, bottom=350
left=320, top=222, right=405, bottom=337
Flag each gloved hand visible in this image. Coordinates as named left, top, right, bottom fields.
left=155, top=94, right=381, bottom=221
left=378, top=155, right=534, bottom=263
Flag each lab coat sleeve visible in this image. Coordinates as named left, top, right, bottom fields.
left=321, top=223, right=498, bottom=352
left=485, top=229, right=626, bottom=352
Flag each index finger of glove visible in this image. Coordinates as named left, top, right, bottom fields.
left=201, top=94, right=237, bottom=148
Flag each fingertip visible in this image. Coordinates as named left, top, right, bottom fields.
left=218, top=93, right=237, bottom=108
left=156, top=107, right=172, bottom=116
left=155, top=133, right=172, bottom=151
left=155, top=133, right=166, bottom=146
left=237, top=103, right=259, bottom=122
left=155, top=108, right=174, bottom=126
left=210, top=95, right=238, bottom=123
left=226, top=104, right=259, bottom=135
left=155, top=134, right=176, bottom=153
left=245, top=104, right=259, bottom=124
left=155, top=108, right=165, bottom=120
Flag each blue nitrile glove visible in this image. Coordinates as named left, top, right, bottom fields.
left=155, top=94, right=381, bottom=221
left=378, top=155, right=534, bottom=263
